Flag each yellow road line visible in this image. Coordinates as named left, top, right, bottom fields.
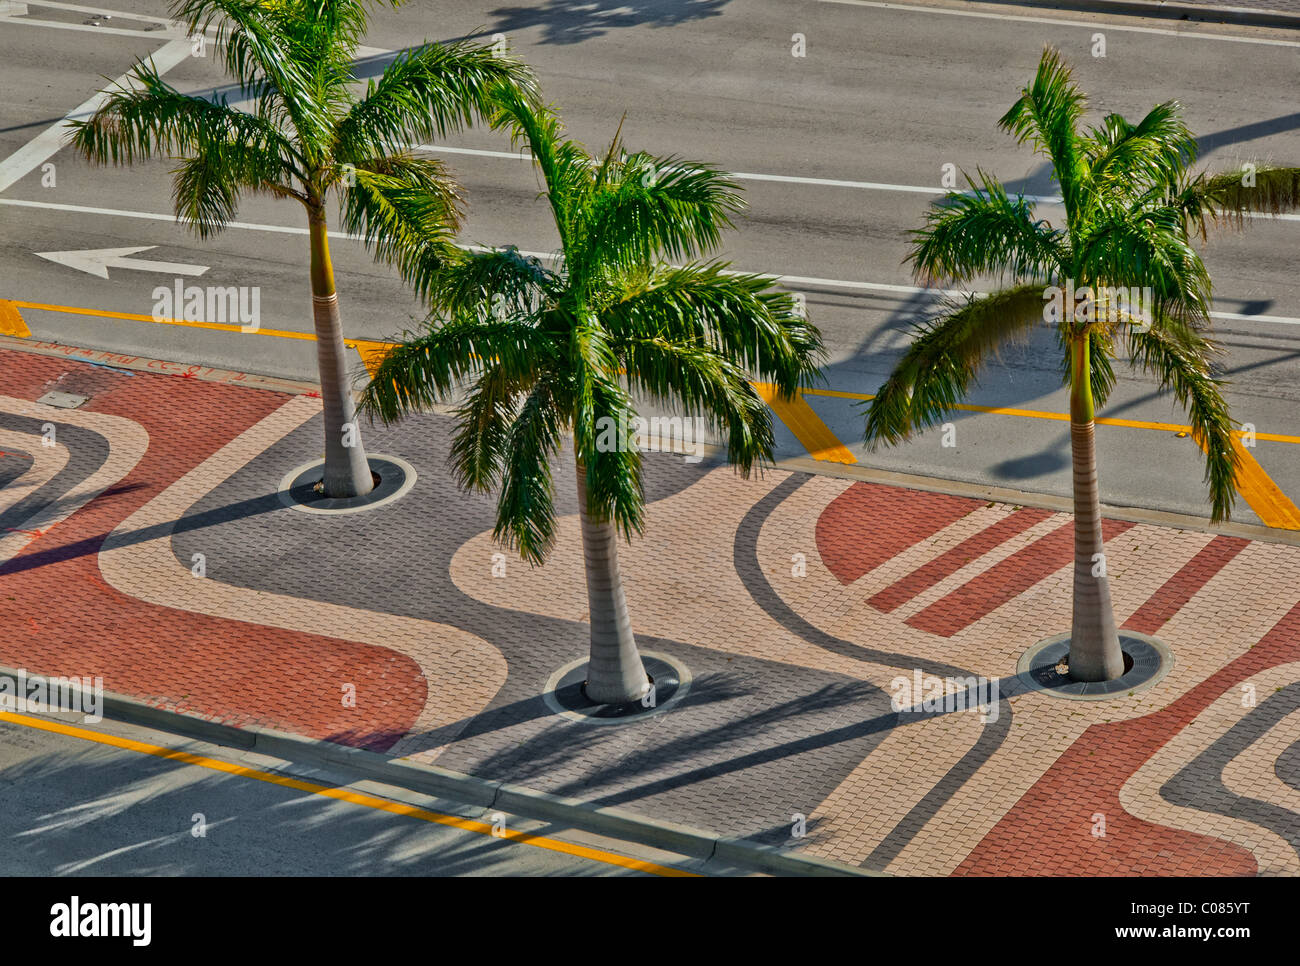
left=0, top=300, right=31, bottom=338
left=753, top=383, right=858, bottom=464
left=12, top=300, right=315, bottom=342
left=11, top=299, right=1299, bottom=524
left=351, top=339, right=394, bottom=377
left=0, top=710, right=698, bottom=877
left=803, top=387, right=1300, bottom=529
left=1226, top=438, right=1300, bottom=530
left=803, top=388, right=1300, bottom=444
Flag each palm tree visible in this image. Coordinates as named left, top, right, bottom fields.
left=68, top=0, right=535, bottom=496
left=863, top=46, right=1300, bottom=681
left=358, top=87, right=825, bottom=703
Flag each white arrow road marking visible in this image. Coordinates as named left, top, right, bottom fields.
left=34, top=246, right=210, bottom=279
left=8, top=197, right=1300, bottom=328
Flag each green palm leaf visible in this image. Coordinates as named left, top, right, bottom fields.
left=864, top=283, right=1046, bottom=447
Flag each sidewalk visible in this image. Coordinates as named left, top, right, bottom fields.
left=1, top=345, right=1297, bottom=876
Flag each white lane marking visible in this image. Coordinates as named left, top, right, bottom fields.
left=417, top=142, right=1300, bottom=221
left=6, top=197, right=1299, bottom=328
left=20, top=0, right=173, bottom=22
left=819, top=0, right=1300, bottom=47
left=416, top=142, right=1052, bottom=199
left=1210, top=310, right=1300, bottom=326
left=0, top=38, right=193, bottom=194
left=0, top=197, right=360, bottom=239
left=0, top=18, right=178, bottom=36
left=35, top=246, right=209, bottom=279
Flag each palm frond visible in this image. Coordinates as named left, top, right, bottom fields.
left=425, top=245, right=556, bottom=318
left=601, top=262, right=825, bottom=395
left=616, top=336, right=771, bottom=473
left=449, top=363, right=534, bottom=493
left=1081, top=102, right=1197, bottom=201
left=493, top=379, right=564, bottom=565
left=1189, top=164, right=1300, bottom=231
left=339, top=154, right=464, bottom=301
left=1075, top=204, right=1212, bottom=324
left=863, top=283, right=1046, bottom=447
left=357, top=313, right=543, bottom=423
left=335, top=38, right=536, bottom=163
left=488, top=85, right=593, bottom=248
left=573, top=374, right=644, bottom=542
left=574, top=151, right=745, bottom=278
left=68, top=60, right=299, bottom=172
left=1126, top=322, right=1238, bottom=522
left=998, top=46, right=1088, bottom=219
left=171, top=0, right=331, bottom=147
left=908, top=170, right=1066, bottom=285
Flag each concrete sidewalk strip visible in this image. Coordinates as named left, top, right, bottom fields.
left=6, top=670, right=875, bottom=878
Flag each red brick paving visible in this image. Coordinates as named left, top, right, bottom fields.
left=868, top=506, right=1054, bottom=613
left=816, top=481, right=978, bottom=585
left=906, top=519, right=1137, bottom=637
left=957, top=598, right=1300, bottom=875
left=1123, top=536, right=1250, bottom=635
left=0, top=350, right=425, bottom=751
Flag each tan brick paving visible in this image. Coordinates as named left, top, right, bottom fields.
left=6, top=345, right=1298, bottom=873
left=448, top=461, right=1300, bottom=873
left=68, top=395, right=509, bottom=761
left=1121, top=663, right=1300, bottom=877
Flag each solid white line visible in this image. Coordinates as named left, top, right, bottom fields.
left=0, top=16, right=181, bottom=36
left=1211, top=310, right=1300, bottom=325
left=419, top=143, right=993, bottom=197
left=22, top=0, right=173, bottom=22
left=818, top=0, right=1300, bottom=47
left=5, top=197, right=1298, bottom=326
left=0, top=38, right=193, bottom=194
left=418, top=142, right=1299, bottom=220
left=0, top=197, right=357, bottom=239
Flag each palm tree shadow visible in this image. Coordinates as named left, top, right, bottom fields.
left=478, top=0, right=732, bottom=45
left=390, top=661, right=753, bottom=756
left=0, top=491, right=284, bottom=577
left=0, top=747, right=629, bottom=875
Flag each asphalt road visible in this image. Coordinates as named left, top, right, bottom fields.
left=0, top=711, right=709, bottom=876
left=2, top=0, right=1298, bottom=526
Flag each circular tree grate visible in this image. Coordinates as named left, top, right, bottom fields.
left=278, top=455, right=416, bottom=515
left=542, top=651, right=692, bottom=725
left=1016, top=630, right=1173, bottom=701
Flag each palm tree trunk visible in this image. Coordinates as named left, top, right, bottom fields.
left=575, top=458, right=648, bottom=703
left=1067, top=334, right=1124, bottom=681
left=308, top=207, right=373, bottom=498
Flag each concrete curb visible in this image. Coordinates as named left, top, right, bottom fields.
left=0, top=668, right=879, bottom=877
left=960, top=0, right=1300, bottom=29
left=774, top=455, right=1300, bottom=547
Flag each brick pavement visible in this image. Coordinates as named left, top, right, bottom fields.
left=1, top=346, right=1298, bottom=875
